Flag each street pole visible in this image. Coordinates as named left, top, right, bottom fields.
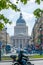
left=0, top=47, right=1, bottom=61
left=5, top=28, right=7, bottom=54
left=0, top=41, right=2, bottom=61
left=6, top=28, right=7, bottom=45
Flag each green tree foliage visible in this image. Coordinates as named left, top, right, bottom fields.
left=0, top=0, right=20, bottom=30
left=0, top=14, right=9, bottom=24
left=0, top=0, right=43, bottom=30
left=35, top=0, right=41, bottom=4
left=34, top=0, right=43, bottom=18
left=0, top=0, right=20, bottom=11
left=0, top=14, right=12, bottom=30
left=35, top=0, right=43, bottom=4
left=34, top=8, right=43, bottom=18
left=20, top=0, right=28, bottom=4
left=0, top=22, right=4, bottom=30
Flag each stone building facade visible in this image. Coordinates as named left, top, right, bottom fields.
left=13, top=13, right=30, bottom=49
left=0, top=28, right=11, bottom=46
left=32, top=13, right=43, bottom=47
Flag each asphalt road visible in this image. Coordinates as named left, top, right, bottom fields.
left=31, top=60, right=43, bottom=65
left=0, top=60, right=43, bottom=65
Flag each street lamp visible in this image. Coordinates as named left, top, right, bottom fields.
left=0, top=41, right=2, bottom=61
left=5, top=27, right=7, bottom=54
left=5, top=28, right=7, bottom=46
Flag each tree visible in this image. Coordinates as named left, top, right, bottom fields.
left=0, top=0, right=43, bottom=30
left=0, top=0, right=20, bottom=30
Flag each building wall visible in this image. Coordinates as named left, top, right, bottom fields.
left=32, top=14, right=43, bottom=46
left=14, top=26, right=28, bottom=36
left=0, top=28, right=11, bottom=46
left=14, top=35, right=29, bottom=48
left=0, top=29, right=6, bottom=45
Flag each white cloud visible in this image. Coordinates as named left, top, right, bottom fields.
left=6, top=22, right=15, bottom=36
left=22, top=12, right=34, bottom=21
left=10, top=0, right=17, bottom=4
left=30, top=0, right=35, bottom=3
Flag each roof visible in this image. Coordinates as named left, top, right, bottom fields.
left=16, top=13, right=26, bottom=24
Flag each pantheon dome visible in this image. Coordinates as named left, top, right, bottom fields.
left=14, top=13, right=29, bottom=49
left=16, top=13, right=26, bottom=26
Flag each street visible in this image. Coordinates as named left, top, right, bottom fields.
left=31, top=60, right=43, bottom=65
left=0, top=61, right=12, bottom=65
left=0, top=60, right=43, bottom=65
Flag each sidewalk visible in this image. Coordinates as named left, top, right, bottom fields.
left=0, top=60, right=12, bottom=62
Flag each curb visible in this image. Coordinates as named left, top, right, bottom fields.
left=0, top=58, right=43, bottom=62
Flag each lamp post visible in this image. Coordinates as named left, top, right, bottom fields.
left=0, top=47, right=1, bottom=61
left=5, top=28, right=7, bottom=54
left=0, top=41, right=2, bottom=61
left=5, top=27, right=7, bottom=45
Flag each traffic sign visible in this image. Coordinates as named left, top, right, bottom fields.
left=5, top=45, right=11, bottom=53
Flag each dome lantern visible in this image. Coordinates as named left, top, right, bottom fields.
left=20, top=13, right=22, bottom=19
left=16, top=13, right=26, bottom=26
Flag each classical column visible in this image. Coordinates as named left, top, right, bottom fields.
left=13, top=39, right=15, bottom=46
left=25, top=39, right=27, bottom=47
left=22, top=39, right=23, bottom=48
left=19, top=39, right=20, bottom=49
left=23, top=39, right=25, bottom=48
left=16, top=39, right=19, bottom=48
left=25, top=39, right=28, bottom=47
left=17, top=39, right=19, bottom=48
left=15, top=39, right=16, bottom=47
left=19, top=39, right=21, bottom=49
left=20, top=39, right=23, bottom=49
left=15, top=39, right=17, bottom=48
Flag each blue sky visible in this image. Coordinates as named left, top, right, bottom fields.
left=0, top=0, right=43, bottom=36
